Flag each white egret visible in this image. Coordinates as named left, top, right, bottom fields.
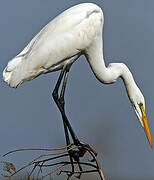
left=3, top=3, right=152, bottom=151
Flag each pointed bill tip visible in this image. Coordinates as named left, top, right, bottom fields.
left=140, top=105, right=152, bottom=148
left=150, top=141, right=152, bottom=148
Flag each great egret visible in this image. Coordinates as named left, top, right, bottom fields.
left=3, top=3, right=152, bottom=152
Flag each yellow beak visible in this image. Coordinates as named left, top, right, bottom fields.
left=139, top=104, right=152, bottom=148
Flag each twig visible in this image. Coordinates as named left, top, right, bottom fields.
left=3, top=144, right=71, bottom=157
left=36, top=162, right=44, bottom=179
left=27, top=164, right=37, bottom=178
left=33, top=154, right=69, bottom=164
left=40, top=164, right=66, bottom=179
left=36, top=161, right=97, bottom=169
left=84, top=146, right=106, bottom=180
left=2, top=143, right=106, bottom=180
left=6, top=146, right=77, bottom=177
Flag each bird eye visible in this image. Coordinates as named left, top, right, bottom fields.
left=138, top=102, right=143, bottom=108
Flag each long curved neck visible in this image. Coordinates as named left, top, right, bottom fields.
left=85, top=35, right=138, bottom=96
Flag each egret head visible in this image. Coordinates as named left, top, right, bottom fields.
left=3, top=56, right=23, bottom=88
left=3, top=55, right=45, bottom=88
left=130, top=87, right=152, bottom=148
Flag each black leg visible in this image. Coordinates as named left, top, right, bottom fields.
left=59, top=70, right=71, bottom=146
left=52, top=66, right=97, bottom=166
left=52, top=66, right=80, bottom=145
left=52, top=66, right=76, bottom=174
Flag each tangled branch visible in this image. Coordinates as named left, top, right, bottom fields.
left=1, top=143, right=105, bottom=180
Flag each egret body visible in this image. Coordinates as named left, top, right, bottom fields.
left=3, top=3, right=152, bottom=147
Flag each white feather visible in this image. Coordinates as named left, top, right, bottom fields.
left=3, top=3, right=147, bottom=129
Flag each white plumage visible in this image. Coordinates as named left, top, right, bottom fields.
left=3, top=3, right=152, bottom=147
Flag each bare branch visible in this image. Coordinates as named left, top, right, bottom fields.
left=2, top=143, right=106, bottom=180
left=3, top=144, right=71, bottom=157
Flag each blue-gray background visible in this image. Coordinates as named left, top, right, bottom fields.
left=0, top=0, right=154, bottom=179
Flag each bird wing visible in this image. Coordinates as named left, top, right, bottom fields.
left=17, top=3, right=102, bottom=63
left=4, top=3, right=103, bottom=87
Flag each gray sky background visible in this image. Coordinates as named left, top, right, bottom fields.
left=0, top=0, right=154, bottom=179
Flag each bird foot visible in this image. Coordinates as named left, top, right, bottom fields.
left=68, top=142, right=97, bottom=162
